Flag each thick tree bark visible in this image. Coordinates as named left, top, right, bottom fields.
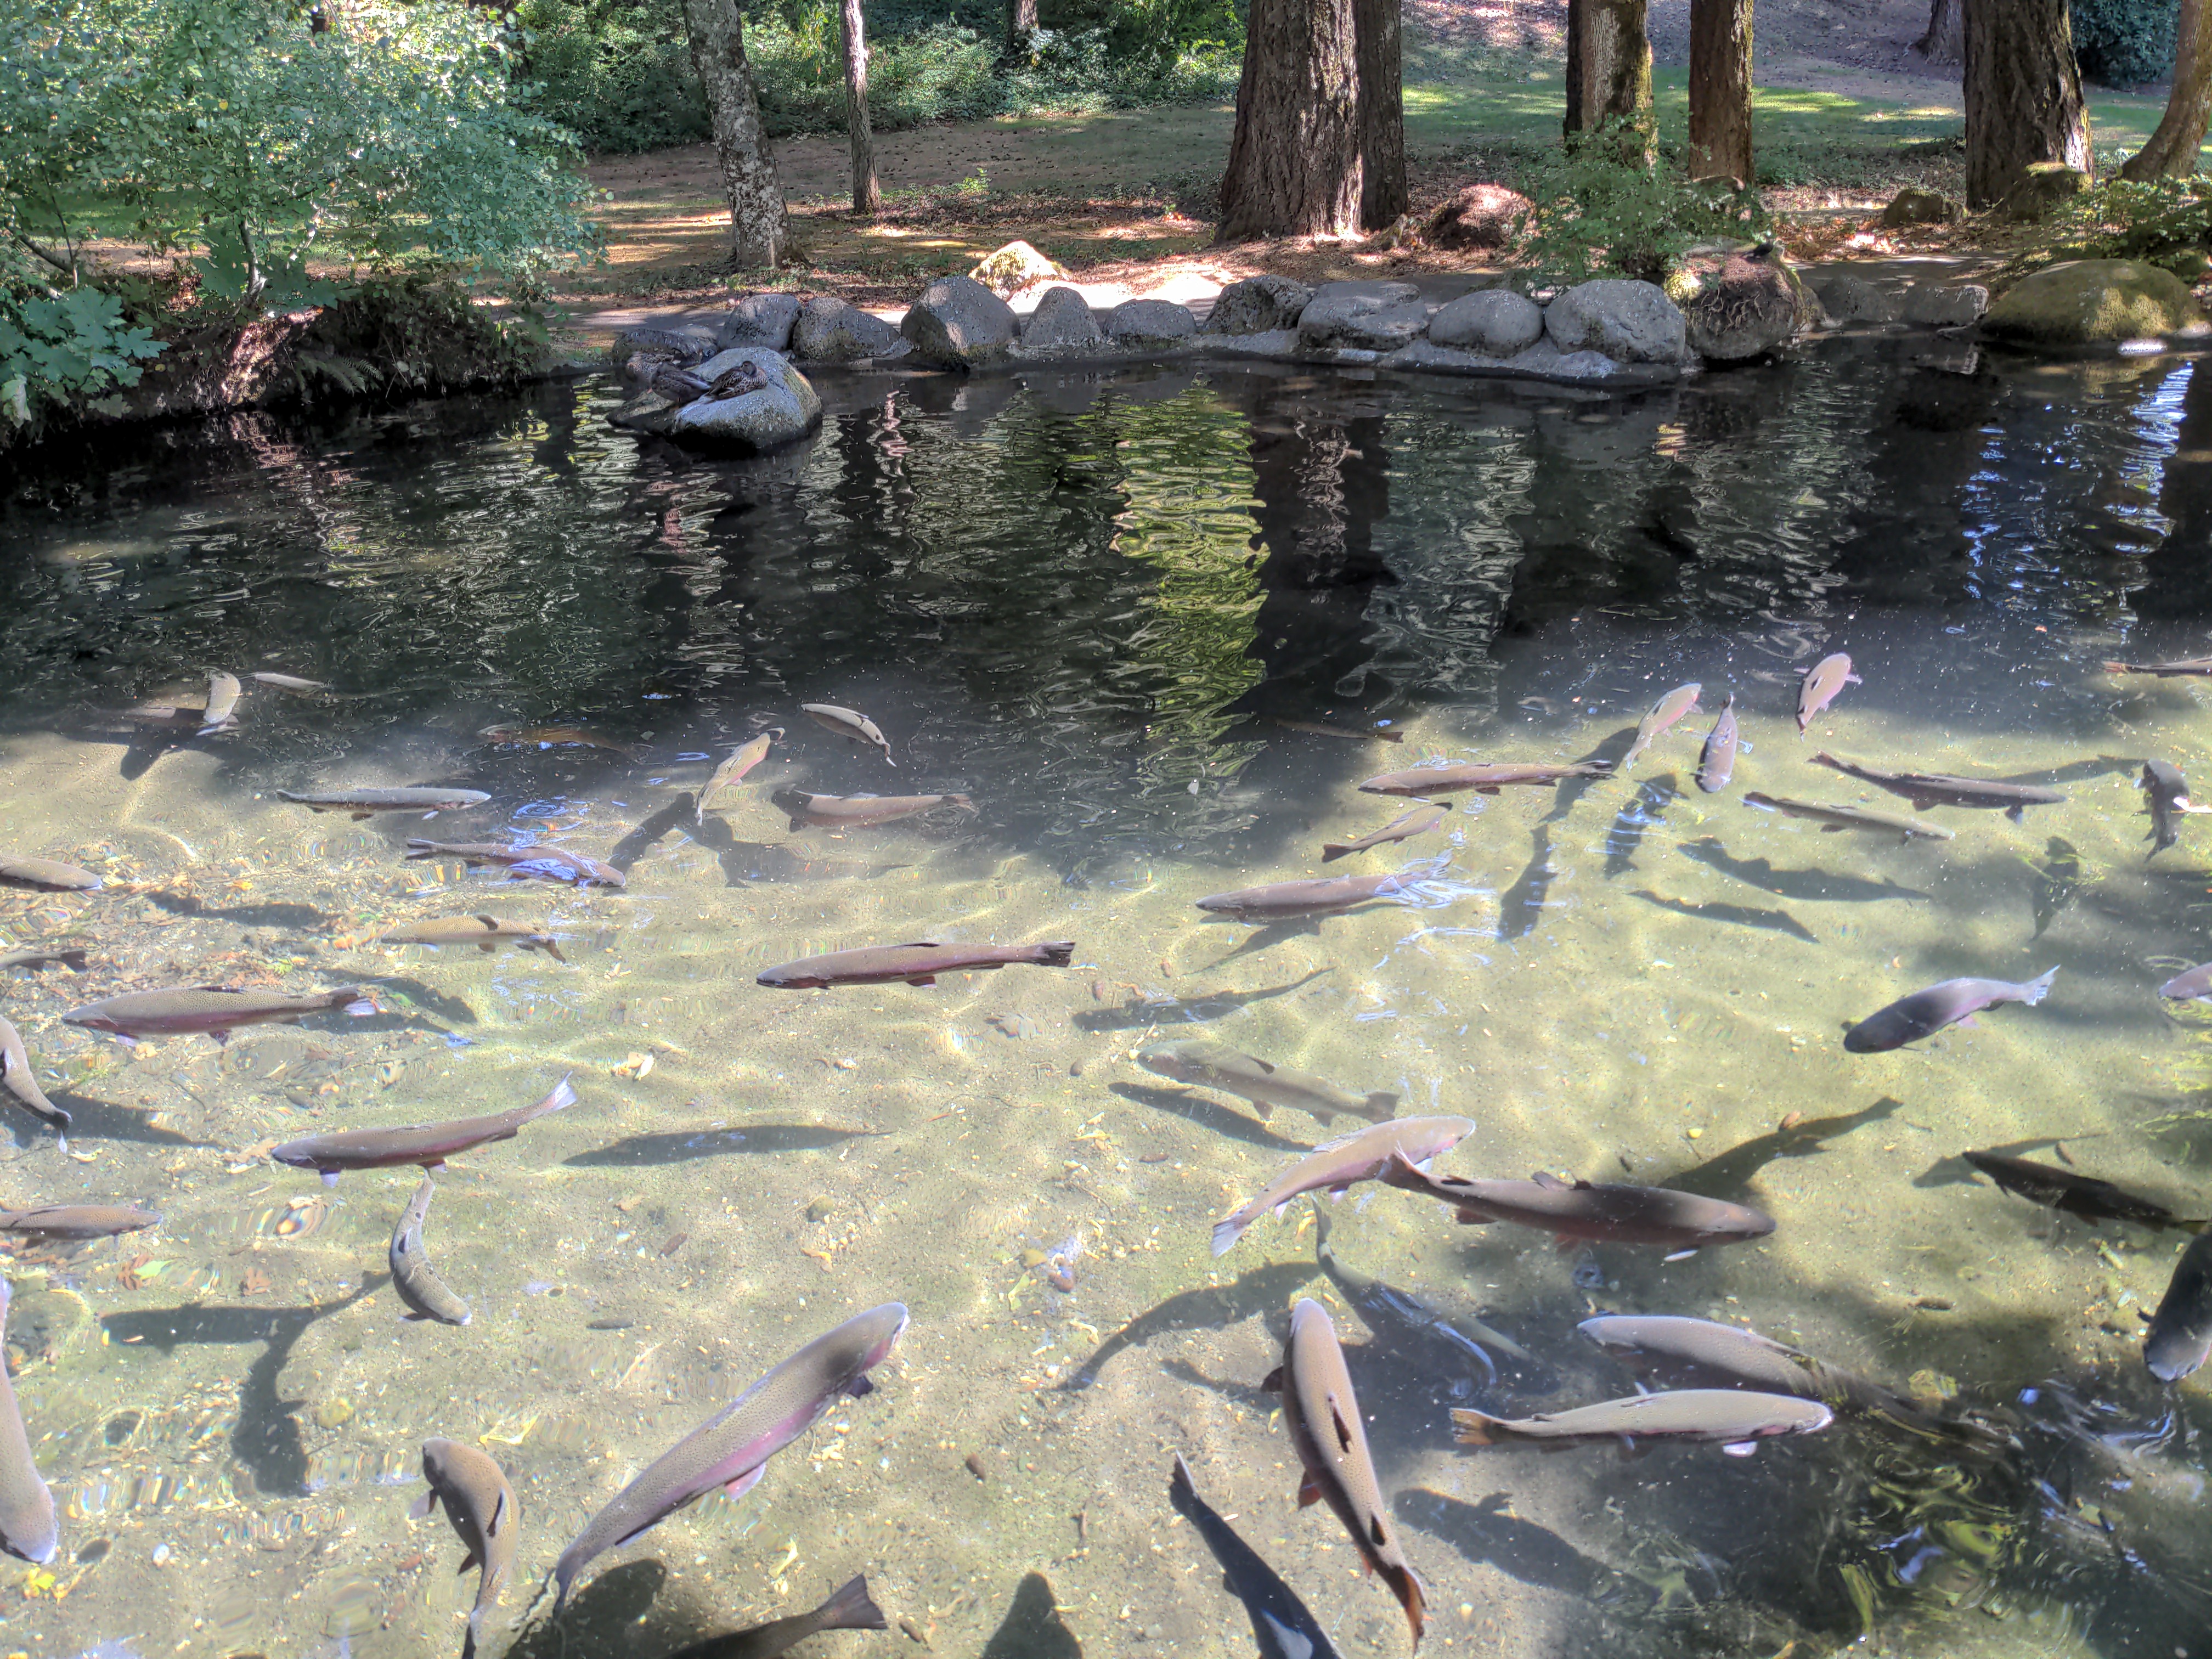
left=1564, top=0, right=1655, bottom=160
left=1687, top=0, right=1753, bottom=184
left=1963, top=0, right=2091, bottom=207
left=1915, top=0, right=1963, bottom=64
left=1217, top=0, right=1363, bottom=239
left=1007, top=0, right=1037, bottom=50
left=1355, top=0, right=1407, bottom=227
left=678, top=0, right=788, bottom=268
left=2124, top=0, right=2212, bottom=178
left=840, top=0, right=880, bottom=215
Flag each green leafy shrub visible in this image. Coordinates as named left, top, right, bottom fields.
left=1999, top=174, right=2212, bottom=282
left=514, top=0, right=713, bottom=153
left=2072, top=0, right=2177, bottom=88
left=0, top=285, right=166, bottom=425
left=1517, top=137, right=1770, bottom=286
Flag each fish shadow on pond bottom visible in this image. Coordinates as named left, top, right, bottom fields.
left=1660, top=1096, right=1901, bottom=1200
left=1058, top=1261, right=1321, bottom=1391
left=42, top=1089, right=210, bottom=1147
left=1107, top=1082, right=1312, bottom=1154
left=1396, top=1488, right=1654, bottom=1608
left=1674, top=839, right=1930, bottom=905
left=142, top=889, right=338, bottom=931
left=98, top=1277, right=382, bottom=1497
left=564, top=1121, right=885, bottom=1167
left=979, top=1572, right=1082, bottom=1659
left=1632, top=888, right=1819, bottom=945
left=1070, top=967, right=1331, bottom=1034
left=358, top=974, right=479, bottom=1028
left=505, top=1561, right=705, bottom=1658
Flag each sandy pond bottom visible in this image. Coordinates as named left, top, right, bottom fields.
left=3, top=352, right=2212, bottom=1659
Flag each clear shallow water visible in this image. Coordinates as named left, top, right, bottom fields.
left=4, top=342, right=2212, bottom=1658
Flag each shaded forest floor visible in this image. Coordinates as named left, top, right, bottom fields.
left=557, top=0, right=2192, bottom=326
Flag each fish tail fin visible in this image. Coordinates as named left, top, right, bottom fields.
left=541, top=941, right=568, bottom=964
left=1451, top=1407, right=1503, bottom=1447
left=1393, top=1565, right=1427, bottom=1646
left=816, top=1575, right=888, bottom=1632
left=1364, top=1091, right=1400, bottom=1122
left=1320, top=844, right=1350, bottom=863
left=342, top=997, right=376, bottom=1018
left=534, top=1075, right=580, bottom=1117
left=2101, top=661, right=2128, bottom=673
left=1210, top=1213, right=1247, bottom=1257
left=403, top=841, right=438, bottom=859
left=1807, top=752, right=1840, bottom=770
left=2022, top=967, right=2059, bottom=1005
left=1037, top=941, right=1076, bottom=968
left=2187, top=1217, right=2212, bottom=1234
left=1169, top=1451, right=1198, bottom=1512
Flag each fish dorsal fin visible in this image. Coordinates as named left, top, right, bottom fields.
left=1532, top=1171, right=1570, bottom=1190
left=899, top=942, right=941, bottom=950
left=194, top=984, right=246, bottom=995
left=475, top=915, right=500, bottom=928
left=1251, top=1057, right=1277, bottom=1075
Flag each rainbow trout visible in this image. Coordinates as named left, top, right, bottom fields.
left=1808, top=752, right=2063, bottom=820
left=1195, top=871, right=1421, bottom=921
left=1963, top=1150, right=2206, bottom=1232
left=757, top=940, right=1073, bottom=988
left=1212, top=1116, right=1473, bottom=1255
left=1621, top=683, right=1701, bottom=770
left=1843, top=968, right=2056, bottom=1052
left=198, top=670, right=241, bottom=735
left=697, top=728, right=783, bottom=822
left=0, top=1282, right=55, bottom=1563
left=801, top=704, right=895, bottom=765
left=1697, top=695, right=1738, bottom=793
left=272, top=1075, right=577, bottom=1186
left=552, top=1303, right=909, bottom=1609
left=0, top=1204, right=157, bottom=1240
left=0, top=1016, right=70, bottom=1147
left=1796, top=653, right=1859, bottom=733
left=371, top=915, right=564, bottom=961
left=63, top=984, right=375, bottom=1045
left=277, top=786, right=492, bottom=819
left=390, top=1178, right=471, bottom=1325
left=414, top=1437, right=518, bottom=1651
left=1740, top=793, right=1953, bottom=842
left=1357, top=761, right=1610, bottom=797
left=2147, top=1232, right=2212, bottom=1381
left=1321, top=804, right=1446, bottom=862
left=404, top=841, right=625, bottom=888
left=1454, top=1389, right=1832, bottom=1455
left=0, top=855, right=100, bottom=893
left=1384, top=1157, right=1774, bottom=1249
left=773, top=791, right=973, bottom=831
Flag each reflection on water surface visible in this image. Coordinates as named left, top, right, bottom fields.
left=4, top=342, right=2212, bottom=1656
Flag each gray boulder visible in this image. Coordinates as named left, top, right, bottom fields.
left=1019, top=286, right=1105, bottom=356
left=1429, top=289, right=1544, bottom=354
left=1204, top=275, right=1313, bottom=335
left=608, top=325, right=716, bottom=378
left=718, top=294, right=801, bottom=352
left=1423, top=183, right=1533, bottom=251
left=900, top=274, right=1020, bottom=369
left=2001, top=162, right=2092, bottom=224
left=1299, top=280, right=1429, bottom=350
left=1806, top=269, right=1899, bottom=324
left=1901, top=283, right=1989, bottom=328
left=1544, top=279, right=1688, bottom=364
left=1879, top=188, right=1964, bottom=228
left=791, top=296, right=907, bottom=363
left=1102, top=298, right=1197, bottom=346
left=611, top=346, right=822, bottom=454
left=1683, top=249, right=1799, bottom=362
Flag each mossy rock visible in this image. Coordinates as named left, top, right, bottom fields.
left=1878, top=187, right=1963, bottom=228
left=1984, top=259, right=2203, bottom=345
left=2000, top=162, right=2093, bottom=223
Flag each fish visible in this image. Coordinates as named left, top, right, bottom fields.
left=662, top=1576, right=888, bottom=1659
left=277, top=787, right=493, bottom=819
left=370, top=915, right=565, bottom=962
left=1796, top=653, right=1860, bottom=733
left=1452, top=1389, right=1832, bottom=1455
left=63, top=984, right=377, bottom=1046
left=270, top=1075, right=578, bottom=1186
left=403, top=842, right=626, bottom=889
left=1357, top=761, right=1611, bottom=797
left=2032, top=835, right=2081, bottom=938
left=1265, top=1299, right=1424, bottom=1645
left=2162, top=962, right=2212, bottom=1002
left=1138, top=1040, right=1398, bottom=1125
left=1383, top=1158, right=1775, bottom=1249
left=0, top=1204, right=158, bottom=1240
left=2104, top=657, right=2212, bottom=677
left=2141, top=759, right=2208, bottom=857
left=697, top=729, right=784, bottom=822
left=1578, top=1315, right=1922, bottom=1421
left=1807, top=752, right=2064, bottom=820
left=1212, top=1116, right=1474, bottom=1256
left=772, top=791, right=974, bottom=832
left=0, top=1281, right=57, bottom=1565
left=1842, top=968, right=2057, bottom=1052
left=551, top=1302, right=908, bottom=1609
left=250, top=672, right=328, bottom=692
left=1275, top=718, right=1403, bottom=744
left=1621, top=684, right=1701, bottom=771
left=1322, top=804, right=1447, bottom=862
left=1312, top=1203, right=1538, bottom=1378
left=479, top=724, right=642, bottom=760
left=1740, top=792, right=1954, bottom=842
left=1961, top=1150, right=2206, bottom=1232
left=413, top=1437, right=518, bottom=1650
left=757, top=940, right=1074, bottom=989
left=1696, top=695, right=1738, bottom=794
left=198, top=670, right=241, bottom=736
left=0, top=855, right=100, bottom=893
left=1168, top=1453, right=1343, bottom=1659
left=801, top=704, right=895, bottom=765
left=2146, top=1232, right=2212, bottom=1381
left=390, top=1177, right=472, bottom=1325
left=1195, top=871, right=1421, bottom=921
left=0, top=1018, right=70, bottom=1148
left=0, top=948, right=90, bottom=973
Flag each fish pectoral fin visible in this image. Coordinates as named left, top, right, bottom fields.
left=478, top=943, right=496, bottom=952
left=1295, top=1470, right=1324, bottom=1508
left=1260, top=1365, right=1284, bottom=1392
left=1820, top=823, right=1846, bottom=832
left=724, top=1464, right=767, bottom=1500
left=1956, top=1014, right=1980, bottom=1029
left=1327, top=1393, right=1357, bottom=1454
left=1662, top=1248, right=1698, bottom=1262
left=409, top=1490, right=438, bottom=1520
left=846, top=1373, right=875, bottom=1398
left=1251, top=1057, right=1277, bottom=1075
left=1721, top=1440, right=1761, bottom=1457
left=320, top=1171, right=340, bottom=1188
left=905, top=976, right=938, bottom=986
left=457, top=1548, right=481, bottom=1575
left=1531, top=1171, right=1569, bottom=1191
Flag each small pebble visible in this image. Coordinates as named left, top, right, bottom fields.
left=965, top=1453, right=988, bottom=1481
left=151, top=1543, right=171, bottom=1566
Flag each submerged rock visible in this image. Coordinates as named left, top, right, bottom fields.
left=1983, top=259, right=2204, bottom=345
left=790, top=296, right=906, bottom=363
left=610, top=347, right=823, bottom=453
left=1544, top=279, right=1688, bottom=364
left=1102, top=298, right=1197, bottom=346
left=1423, top=183, right=1533, bottom=251
left=1204, top=274, right=1313, bottom=335
left=717, top=294, right=800, bottom=352
left=1018, top=286, right=1106, bottom=357
left=1427, top=289, right=1544, bottom=354
left=1805, top=269, right=1898, bottom=324
left=901, top=275, right=1020, bottom=369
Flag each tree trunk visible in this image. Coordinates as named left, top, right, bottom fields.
left=677, top=0, right=788, bottom=268
left=1686, top=0, right=1753, bottom=183
left=1007, top=0, right=1037, bottom=51
left=840, top=0, right=880, bottom=214
left=1355, top=0, right=1407, bottom=227
left=1915, top=0, right=1963, bottom=64
left=1564, top=0, right=1655, bottom=161
left=1963, top=0, right=2091, bottom=207
left=1217, top=0, right=1363, bottom=240
left=2123, top=0, right=2212, bottom=178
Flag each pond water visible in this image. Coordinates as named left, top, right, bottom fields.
left=4, top=339, right=2212, bottom=1659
